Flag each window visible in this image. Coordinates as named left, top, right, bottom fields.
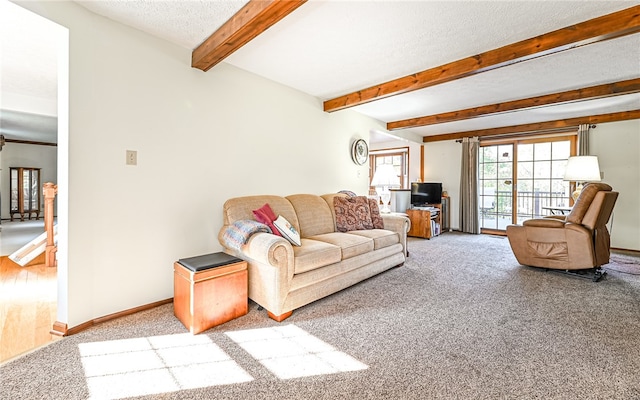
left=369, top=148, right=409, bottom=191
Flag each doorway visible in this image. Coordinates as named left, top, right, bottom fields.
left=479, top=135, right=576, bottom=233
left=0, top=1, right=68, bottom=361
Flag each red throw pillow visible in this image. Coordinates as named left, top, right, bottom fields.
left=334, top=196, right=374, bottom=232
left=252, top=203, right=282, bottom=237
left=368, top=198, right=384, bottom=229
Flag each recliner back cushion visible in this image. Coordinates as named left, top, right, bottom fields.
left=286, top=194, right=335, bottom=238
left=581, top=191, right=618, bottom=230
left=567, top=182, right=612, bottom=225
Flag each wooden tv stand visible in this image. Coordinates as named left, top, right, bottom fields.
left=407, top=204, right=442, bottom=239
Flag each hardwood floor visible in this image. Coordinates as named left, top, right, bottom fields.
left=0, top=254, right=61, bottom=364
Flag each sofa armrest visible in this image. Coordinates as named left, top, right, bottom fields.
left=218, top=223, right=291, bottom=263
left=382, top=213, right=411, bottom=232
left=382, top=213, right=410, bottom=256
left=220, top=232, right=295, bottom=314
left=243, top=232, right=293, bottom=268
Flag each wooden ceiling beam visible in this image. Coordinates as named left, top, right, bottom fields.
left=388, top=78, right=640, bottom=130
left=324, top=5, right=640, bottom=112
left=422, top=109, right=640, bottom=143
left=192, top=0, right=307, bottom=72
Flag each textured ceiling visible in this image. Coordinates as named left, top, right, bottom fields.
left=224, top=1, right=637, bottom=99
left=1, top=0, right=639, bottom=144
left=76, top=0, right=249, bottom=49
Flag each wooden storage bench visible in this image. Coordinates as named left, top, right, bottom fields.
left=173, top=252, right=248, bottom=334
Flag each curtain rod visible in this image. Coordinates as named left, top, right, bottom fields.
left=454, top=125, right=597, bottom=143
left=4, top=138, right=58, bottom=147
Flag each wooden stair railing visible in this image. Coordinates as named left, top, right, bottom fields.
left=43, top=182, right=58, bottom=267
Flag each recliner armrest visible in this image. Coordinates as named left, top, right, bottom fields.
left=522, top=218, right=566, bottom=228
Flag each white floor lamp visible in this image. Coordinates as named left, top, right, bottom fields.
left=370, top=164, right=400, bottom=213
left=564, top=155, right=601, bottom=202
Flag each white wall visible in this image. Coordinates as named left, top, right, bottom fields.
left=590, top=119, right=640, bottom=251
left=17, top=1, right=384, bottom=327
left=423, top=140, right=461, bottom=230
left=0, top=143, right=57, bottom=219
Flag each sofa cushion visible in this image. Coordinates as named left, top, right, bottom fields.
left=289, top=243, right=404, bottom=293
left=333, top=196, right=374, bottom=232
left=308, top=232, right=374, bottom=260
left=293, top=239, right=342, bottom=274
left=321, top=193, right=346, bottom=230
left=286, top=194, right=335, bottom=238
left=348, top=229, right=399, bottom=250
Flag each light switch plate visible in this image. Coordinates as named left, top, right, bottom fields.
left=126, top=150, right=137, bottom=166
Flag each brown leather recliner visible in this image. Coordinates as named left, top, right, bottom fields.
left=506, top=183, right=618, bottom=280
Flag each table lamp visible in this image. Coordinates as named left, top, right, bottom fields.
left=563, top=156, right=601, bottom=202
left=370, top=164, right=400, bottom=213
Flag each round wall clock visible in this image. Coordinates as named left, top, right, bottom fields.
left=351, top=139, right=369, bottom=165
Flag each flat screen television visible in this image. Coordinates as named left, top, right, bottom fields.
left=411, top=182, right=442, bottom=207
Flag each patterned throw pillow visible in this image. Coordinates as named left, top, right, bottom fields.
left=334, top=196, right=374, bottom=232
left=368, top=198, right=384, bottom=229
left=252, top=203, right=282, bottom=237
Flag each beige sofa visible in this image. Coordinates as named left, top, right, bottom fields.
left=218, top=193, right=410, bottom=321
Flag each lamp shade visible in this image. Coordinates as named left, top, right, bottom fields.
left=563, top=156, right=601, bottom=182
left=370, top=164, right=400, bottom=187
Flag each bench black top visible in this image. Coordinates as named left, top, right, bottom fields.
left=177, top=252, right=243, bottom=272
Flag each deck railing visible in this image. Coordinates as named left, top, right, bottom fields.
left=481, top=190, right=569, bottom=219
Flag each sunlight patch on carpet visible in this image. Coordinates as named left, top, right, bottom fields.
left=78, top=333, right=252, bottom=399
left=226, top=324, right=368, bottom=379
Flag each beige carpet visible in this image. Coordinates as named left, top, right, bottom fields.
left=1, top=233, right=639, bottom=399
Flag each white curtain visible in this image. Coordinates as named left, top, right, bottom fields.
left=459, top=137, right=479, bottom=234
left=577, top=124, right=590, bottom=155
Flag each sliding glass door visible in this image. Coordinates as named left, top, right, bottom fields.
left=479, top=144, right=514, bottom=231
left=515, top=139, right=574, bottom=224
left=479, top=136, right=576, bottom=233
